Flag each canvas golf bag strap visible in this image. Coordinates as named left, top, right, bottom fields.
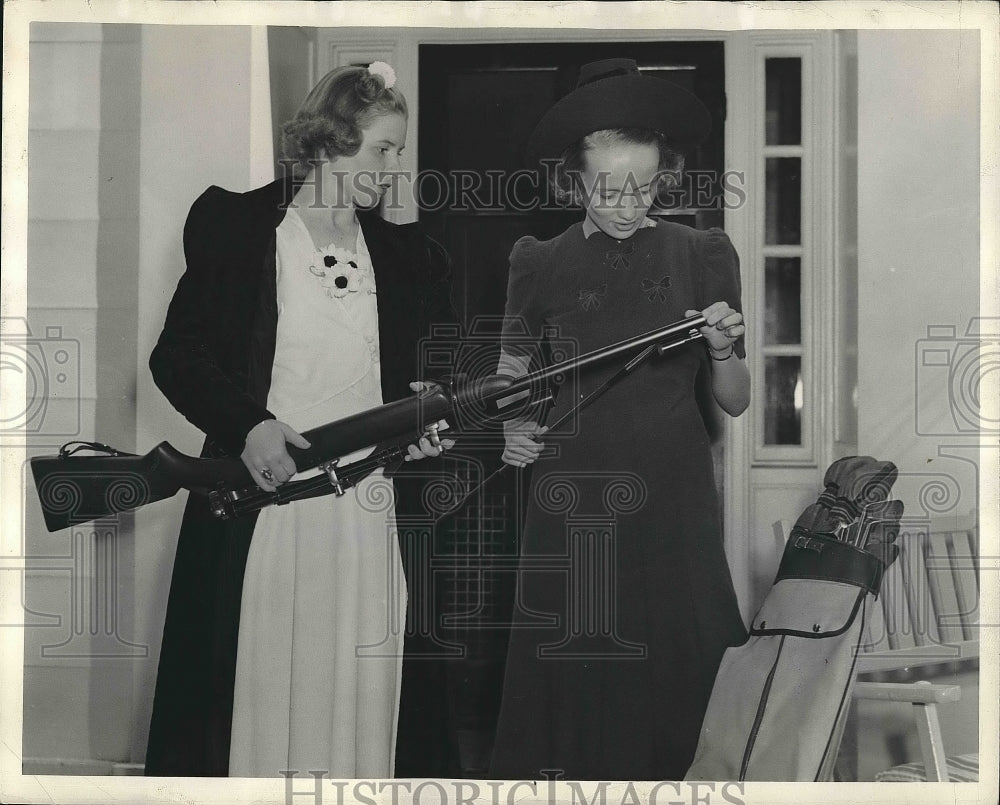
left=684, top=529, right=886, bottom=782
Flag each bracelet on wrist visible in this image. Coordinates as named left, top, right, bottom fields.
left=709, top=344, right=735, bottom=361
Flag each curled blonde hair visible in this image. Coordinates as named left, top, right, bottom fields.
left=281, top=65, right=407, bottom=176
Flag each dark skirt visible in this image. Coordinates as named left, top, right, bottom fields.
left=490, top=382, right=747, bottom=780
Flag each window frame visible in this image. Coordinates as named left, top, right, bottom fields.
left=746, top=37, right=836, bottom=467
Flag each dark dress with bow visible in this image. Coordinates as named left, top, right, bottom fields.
left=489, top=221, right=748, bottom=780
left=143, top=178, right=459, bottom=777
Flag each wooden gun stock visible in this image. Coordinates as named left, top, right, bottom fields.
left=30, top=442, right=249, bottom=533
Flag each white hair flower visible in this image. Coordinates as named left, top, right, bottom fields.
left=367, top=61, right=397, bottom=89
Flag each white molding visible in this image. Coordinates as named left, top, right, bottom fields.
left=249, top=26, right=274, bottom=187
left=761, top=145, right=805, bottom=158
left=802, top=37, right=817, bottom=466
left=747, top=32, right=837, bottom=468
left=734, top=31, right=842, bottom=621
left=410, top=28, right=733, bottom=45
left=21, top=757, right=144, bottom=776
left=325, top=39, right=398, bottom=70
left=306, top=30, right=317, bottom=90
left=814, top=35, right=838, bottom=475
left=747, top=475, right=822, bottom=612
left=831, top=30, right=859, bottom=457
left=748, top=480, right=819, bottom=536
left=722, top=33, right=754, bottom=624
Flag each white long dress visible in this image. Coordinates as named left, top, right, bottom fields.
left=229, top=207, right=406, bottom=778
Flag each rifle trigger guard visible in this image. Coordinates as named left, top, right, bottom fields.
left=208, top=487, right=233, bottom=520
left=320, top=459, right=346, bottom=496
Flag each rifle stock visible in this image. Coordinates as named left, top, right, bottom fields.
left=30, top=314, right=706, bottom=532
left=30, top=443, right=249, bottom=533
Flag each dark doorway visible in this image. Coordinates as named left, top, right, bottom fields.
left=417, top=41, right=726, bottom=777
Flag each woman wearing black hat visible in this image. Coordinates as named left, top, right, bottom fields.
left=490, top=59, right=750, bottom=780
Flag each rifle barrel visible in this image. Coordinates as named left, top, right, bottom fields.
left=499, top=314, right=704, bottom=401
left=466, top=313, right=707, bottom=416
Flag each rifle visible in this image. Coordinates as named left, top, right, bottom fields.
left=30, top=314, right=706, bottom=532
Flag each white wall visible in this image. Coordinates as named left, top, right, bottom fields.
left=268, top=26, right=315, bottom=179
left=857, top=30, right=981, bottom=513
left=22, top=21, right=143, bottom=771
left=854, top=29, right=982, bottom=779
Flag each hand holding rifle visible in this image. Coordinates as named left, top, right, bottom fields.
left=240, top=382, right=453, bottom=493
left=242, top=420, right=312, bottom=492
left=403, top=382, right=455, bottom=462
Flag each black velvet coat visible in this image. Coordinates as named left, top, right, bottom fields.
left=144, top=178, right=459, bottom=777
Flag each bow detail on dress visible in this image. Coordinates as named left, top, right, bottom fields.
left=578, top=284, right=608, bottom=311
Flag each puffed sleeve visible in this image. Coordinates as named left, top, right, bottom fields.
left=697, top=227, right=746, bottom=360
left=148, top=187, right=276, bottom=455
left=499, top=236, right=546, bottom=374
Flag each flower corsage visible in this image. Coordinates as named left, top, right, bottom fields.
left=310, top=247, right=363, bottom=298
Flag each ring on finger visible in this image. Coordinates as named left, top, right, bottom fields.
left=259, top=467, right=274, bottom=483
left=426, top=424, right=441, bottom=449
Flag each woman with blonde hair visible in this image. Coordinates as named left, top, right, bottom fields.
left=145, top=62, right=455, bottom=778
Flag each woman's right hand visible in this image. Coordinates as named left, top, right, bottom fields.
left=241, top=419, right=312, bottom=491
left=502, top=420, right=548, bottom=468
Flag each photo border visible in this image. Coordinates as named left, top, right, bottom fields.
left=2, top=2, right=997, bottom=804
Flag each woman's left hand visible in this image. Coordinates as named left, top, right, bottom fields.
left=687, top=303, right=745, bottom=353
left=405, top=381, right=456, bottom=461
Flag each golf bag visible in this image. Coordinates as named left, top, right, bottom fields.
left=685, top=456, right=903, bottom=782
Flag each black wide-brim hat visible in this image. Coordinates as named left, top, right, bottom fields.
left=526, top=58, right=712, bottom=163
